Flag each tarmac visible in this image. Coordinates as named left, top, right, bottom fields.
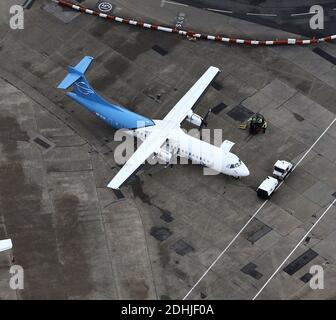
left=0, top=0, right=335, bottom=299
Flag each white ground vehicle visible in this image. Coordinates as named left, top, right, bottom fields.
left=257, top=160, right=293, bottom=199
left=272, top=160, right=293, bottom=180
left=257, top=176, right=279, bottom=199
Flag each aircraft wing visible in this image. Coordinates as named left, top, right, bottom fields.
left=107, top=128, right=169, bottom=189
left=163, top=66, right=220, bottom=125
left=107, top=66, right=220, bottom=189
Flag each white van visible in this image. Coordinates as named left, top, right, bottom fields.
left=257, top=176, right=279, bottom=199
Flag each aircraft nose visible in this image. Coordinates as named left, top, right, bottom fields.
left=240, top=163, right=250, bottom=177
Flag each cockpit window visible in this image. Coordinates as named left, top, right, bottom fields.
left=274, top=166, right=285, bottom=174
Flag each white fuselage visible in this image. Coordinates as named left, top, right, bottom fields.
left=125, top=120, right=250, bottom=178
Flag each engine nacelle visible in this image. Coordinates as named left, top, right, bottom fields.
left=185, top=112, right=203, bottom=127
left=155, top=149, right=173, bottom=164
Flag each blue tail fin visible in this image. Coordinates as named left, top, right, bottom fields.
left=57, top=56, right=112, bottom=107
left=57, top=56, right=93, bottom=89
left=57, top=56, right=155, bottom=129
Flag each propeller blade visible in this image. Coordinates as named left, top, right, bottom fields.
left=199, top=108, right=212, bottom=130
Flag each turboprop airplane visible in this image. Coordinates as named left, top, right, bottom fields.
left=57, top=56, right=250, bottom=189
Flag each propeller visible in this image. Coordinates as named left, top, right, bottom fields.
left=164, top=147, right=179, bottom=169
left=199, top=108, right=212, bottom=131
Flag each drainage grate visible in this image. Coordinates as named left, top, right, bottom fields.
left=160, top=211, right=174, bottom=223
left=150, top=227, right=172, bottom=241
left=171, top=239, right=194, bottom=256
left=241, top=262, right=263, bottom=280
left=227, top=105, right=254, bottom=122
left=211, top=102, right=227, bottom=115
left=33, top=137, right=51, bottom=149
left=313, top=48, right=336, bottom=65
left=113, top=189, right=124, bottom=199
left=283, top=249, right=318, bottom=276
left=300, top=272, right=313, bottom=283
left=247, top=225, right=272, bottom=244
left=152, top=45, right=168, bottom=56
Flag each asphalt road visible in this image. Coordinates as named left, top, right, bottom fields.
left=168, top=0, right=336, bottom=37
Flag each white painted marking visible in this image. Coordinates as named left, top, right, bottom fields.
left=292, top=117, right=336, bottom=170
left=246, top=12, right=277, bottom=17
left=206, top=8, right=233, bottom=14
left=98, top=2, right=113, bottom=13
left=23, top=0, right=34, bottom=9
left=253, top=198, right=336, bottom=300
left=183, top=116, right=336, bottom=300
left=291, top=12, right=315, bottom=16
left=161, top=0, right=189, bottom=8
left=183, top=199, right=268, bottom=300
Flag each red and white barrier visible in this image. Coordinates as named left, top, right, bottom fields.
left=55, top=0, right=336, bottom=46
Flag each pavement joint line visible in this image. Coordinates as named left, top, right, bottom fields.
left=253, top=198, right=336, bottom=300
left=54, top=0, right=336, bottom=46
left=182, top=116, right=336, bottom=300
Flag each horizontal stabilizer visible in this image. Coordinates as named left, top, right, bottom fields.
left=57, top=56, right=94, bottom=90
left=57, top=72, right=81, bottom=90
left=220, top=140, right=235, bottom=152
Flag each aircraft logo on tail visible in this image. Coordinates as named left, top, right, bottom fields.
left=75, top=81, right=94, bottom=95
